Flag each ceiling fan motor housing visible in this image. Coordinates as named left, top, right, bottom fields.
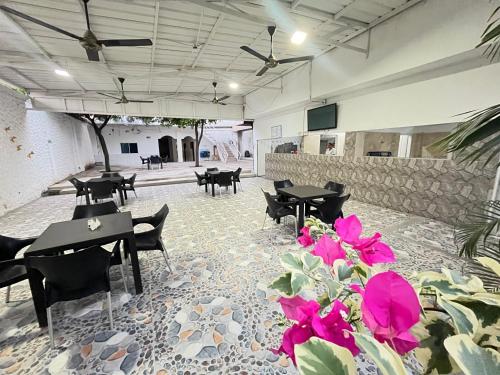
left=80, top=30, right=101, bottom=50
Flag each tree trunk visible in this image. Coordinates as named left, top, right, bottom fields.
left=194, top=124, right=200, bottom=167
left=95, top=128, right=111, bottom=172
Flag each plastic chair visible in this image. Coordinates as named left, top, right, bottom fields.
left=122, top=174, right=137, bottom=199
left=262, top=190, right=297, bottom=236
left=308, top=194, right=351, bottom=225
left=215, top=171, right=233, bottom=196
left=68, top=177, right=86, bottom=204
left=194, top=172, right=208, bottom=192
left=87, top=180, right=116, bottom=204
left=233, top=167, right=243, bottom=191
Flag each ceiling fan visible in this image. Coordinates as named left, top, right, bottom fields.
left=208, top=82, right=230, bottom=105
left=240, top=26, right=314, bottom=76
left=98, top=78, right=154, bottom=104
left=0, top=0, right=152, bottom=62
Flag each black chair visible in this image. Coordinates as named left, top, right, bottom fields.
left=140, top=156, right=150, bottom=169
left=25, top=246, right=113, bottom=349
left=150, top=155, right=163, bottom=170
left=262, top=190, right=297, bottom=236
left=122, top=174, right=137, bottom=199
left=308, top=194, right=351, bottom=225
left=274, top=179, right=297, bottom=204
left=233, top=167, right=243, bottom=191
left=308, top=181, right=346, bottom=207
left=130, top=205, right=172, bottom=272
left=0, top=235, right=37, bottom=303
left=194, top=172, right=208, bottom=192
left=215, top=171, right=233, bottom=196
left=71, top=203, right=128, bottom=293
left=102, top=172, right=121, bottom=178
left=87, top=180, right=116, bottom=204
left=206, top=167, right=218, bottom=172
left=69, top=177, right=86, bottom=204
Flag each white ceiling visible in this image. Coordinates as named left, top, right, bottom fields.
left=0, top=0, right=418, bottom=113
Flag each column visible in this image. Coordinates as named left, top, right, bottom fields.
left=176, top=136, right=183, bottom=162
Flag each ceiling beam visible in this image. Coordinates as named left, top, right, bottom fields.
left=191, top=15, right=224, bottom=69
left=290, top=0, right=302, bottom=10
left=5, top=67, right=46, bottom=90
left=184, top=0, right=272, bottom=25
left=148, top=1, right=160, bottom=93
left=334, top=0, right=357, bottom=20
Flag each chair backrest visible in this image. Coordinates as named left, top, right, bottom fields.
left=0, top=235, right=36, bottom=262
left=69, top=177, right=85, bottom=191
left=216, top=171, right=233, bottom=187
left=150, top=155, right=161, bottom=163
left=140, top=156, right=149, bottom=163
left=143, top=204, right=169, bottom=242
left=206, top=167, right=218, bottom=172
left=102, top=172, right=121, bottom=178
left=126, top=173, right=137, bottom=187
left=262, top=190, right=283, bottom=219
left=194, top=172, right=206, bottom=184
left=317, top=194, right=351, bottom=223
left=324, top=181, right=345, bottom=195
left=233, top=167, right=242, bottom=180
left=25, top=246, right=112, bottom=306
left=87, top=180, right=114, bottom=200
left=72, top=202, right=119, bottom=220
left=274, top=179, right=293, bottom=193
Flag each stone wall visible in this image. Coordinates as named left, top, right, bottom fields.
left=0, top=86, right=95, bottom=216
left=265, top=153, right=496, bottom=224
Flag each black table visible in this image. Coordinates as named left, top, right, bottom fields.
left=86, top=176, right=125, bottom=206
left=206, top=170, right=237, bottom=197
left=277, top=185, right=338, bottom=234
left=24, top=212, right=142, bottom=327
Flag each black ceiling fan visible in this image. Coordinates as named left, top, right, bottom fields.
left=0, top=0, right=152, bottom=62
left=240, top=26, right=314, bottom=76
left=98, top=78, right=154, bottom=104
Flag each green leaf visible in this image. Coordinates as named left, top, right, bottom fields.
left=351, top=333, right=407, bottom=375
left=291, top=272, right=314, bottom=295
left=441, top=268, right=485, bottom=293
left=333, top=259, right=354, bottom=282
left=450, top=292, right=500, bottom=307
left=269, top=273, right=293, bottom=296
left=414, top=317, right=457, bottom=375
left=325, top=279, right=343, bottom=300
left=444, top=334, right=500, bottom=375
left=317, top=292, right=331, bottom=308
left=295, top=337, right=356, bottom=375
left=280, top=253, right=304, bottom=273
left=436, top=295, right=478, bottom=336
left=301, top=252, right=322, bottom=273
left=476, top=257, right=500, bottom=277
left=459, top=300, right=500, bottom=350
left=418, top=272, right=469, bottom=297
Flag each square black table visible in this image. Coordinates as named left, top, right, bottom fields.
left=206, top=170, right=237, bottom=197
left=25, top=212, right=142, bottom=327
left=277, top=185, right=338, bottom=234
left=85, top=176, right=125, bottom=206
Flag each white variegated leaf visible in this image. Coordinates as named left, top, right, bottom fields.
left=441, top=268, right=485, bottom=293
left=291, top=272, right=313, bottom=295
left=436, top=295, right=478, bottom=336
left=295, top=337, right=356, bottom=375
left=444, top=334, right=500, bottom=375
left=280, top=253, right=304, bottom=273
left=301, top=252, right=322, bottom=273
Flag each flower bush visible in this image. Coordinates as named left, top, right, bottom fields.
left=269, top=215, right=500, bottom=375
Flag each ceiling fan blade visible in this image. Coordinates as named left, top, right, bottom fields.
left=100, top=39, right=152, bottom=47
left=218, top=102, right=227, bottom=106
left=86, top=48, right=100, bottom=62
left=240, top=46, right=269, bottom=62
left=115, top=101, right=122, bottom=104
left=98, top=92, right=121, bottom=99
left=129, top=100, right=154, bottom=103
left=218, top=95, right=230, bottom=102
left=277, top=56, right=314, bottom=64
left=256, top=66, right=269, bottom=76
left=0, top=5, right=82, bottom=40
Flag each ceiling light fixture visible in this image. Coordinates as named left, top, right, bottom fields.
left=54, top=69, right=70, bottom=77
left=229, top=82, right=239, bottom=89
left=291, top=31, right=307, bottom=45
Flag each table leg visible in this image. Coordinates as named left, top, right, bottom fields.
left=26, top=267, right=47, bottom=327
left=118, top=188, right=125, bottom=206
left=297, top=201, right=305, bottom=235
left=85, top=187, right=90, bottom=205
left=124, top=234, right=143, bottom=294
left=211, top=176, right=215, bottom=197
left=205, top=183, right=208, bottom=193
left=233, top=180, right=237, bottom=194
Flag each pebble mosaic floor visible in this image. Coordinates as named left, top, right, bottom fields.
left=0, top=177, right=466, bottom=375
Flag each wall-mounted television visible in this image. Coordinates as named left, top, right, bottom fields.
left=307, top=103, right=337, bottom=131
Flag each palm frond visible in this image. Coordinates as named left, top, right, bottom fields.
left=429, top=104, right=500, bottom=168
left=477, top=5, right=500, bottom=62
left=455, top=200, right=500, bottom=258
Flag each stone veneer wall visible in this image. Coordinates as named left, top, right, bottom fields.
left=265, top=153, right=496, bottom=225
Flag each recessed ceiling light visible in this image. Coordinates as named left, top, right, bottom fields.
left=291, top=31, right=307, bottom=45
left=229, top=82, right=239, bottom=89
left=54, top=69, right=70, bottom=77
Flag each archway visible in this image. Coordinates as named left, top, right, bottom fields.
left=158, top=136, right=178, bottom=162
left=181, top=136, right=195, bottom=162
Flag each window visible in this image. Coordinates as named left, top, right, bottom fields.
left=121, top=143, right=138, bottom=154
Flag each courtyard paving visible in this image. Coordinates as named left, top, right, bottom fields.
left=0, top=177, right=465, bottom=374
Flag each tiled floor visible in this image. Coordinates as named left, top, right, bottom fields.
left=0, top=178, right=465, bottom=374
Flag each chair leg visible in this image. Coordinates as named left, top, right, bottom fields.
left=238, top=181, right=243, bottom=191
left=119, top=265, right=128, bottom=294
left=5, top=285, right=11, bottom=303
left=133, top=190, right=137, bottom=198
left=107, top=292, right=114, bottom=330
left=47, top=306, right=55, bottom=349
left=161, top=251, right=173, bottom=273
left=292, top=216, right=298, bottom=237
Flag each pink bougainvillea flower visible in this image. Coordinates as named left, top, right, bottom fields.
left=311, top=234, right=346, bottom=266
left=297, top=226, right=314, bottom=247
left=353, top=233, right=396, bottom=266
left=361, top=271, right=420, bottom=354
left=311, top=300, right=360, bottom=356
left=349, top=283, right=365, bottom=297
left=278, top=296, right=320, bottom=325
left=274, top=324, right=314, bottom=364
left=334, top=215, right=396, bottom=266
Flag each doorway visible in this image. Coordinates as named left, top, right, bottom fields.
left=181, top=136, right=195, bottom=162
left=158, top=136, right=178, bottom=162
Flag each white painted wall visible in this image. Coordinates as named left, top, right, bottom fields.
left=246, top=0, right=500, bottom=172
left=0, top=86, right=94, bottom=216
